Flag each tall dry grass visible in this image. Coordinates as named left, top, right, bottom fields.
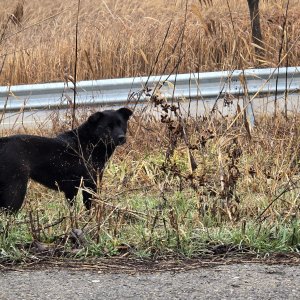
left=0, top=0, right=299, bottom=85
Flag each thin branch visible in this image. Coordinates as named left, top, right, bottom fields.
left=274, top=0, right=290, bottom=118
left=72, top=0, right=81, bottom=129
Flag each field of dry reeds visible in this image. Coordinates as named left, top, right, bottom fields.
left=0, top=0, right=299, bottom=85
left=1, top=0, right=300, bottom=264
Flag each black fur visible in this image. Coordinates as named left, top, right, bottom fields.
left=0, top=108, right=132, bottom=213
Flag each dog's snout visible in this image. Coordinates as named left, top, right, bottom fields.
left=118, top=135, right=126, bottom=144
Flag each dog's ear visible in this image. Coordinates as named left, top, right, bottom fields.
left=118, top=108, right=133, bottom=120
left=88, top=112, right=104, bottom=124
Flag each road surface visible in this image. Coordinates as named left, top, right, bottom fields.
left=1, top=263, right=299, bottom=299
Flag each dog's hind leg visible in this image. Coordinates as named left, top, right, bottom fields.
left=0, top=178, right=28, bottom=213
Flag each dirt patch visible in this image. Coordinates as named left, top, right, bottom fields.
left=1, top=253, right=300, bottom=273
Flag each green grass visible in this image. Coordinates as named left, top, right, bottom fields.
left=1, top=186, right=300, bottom=263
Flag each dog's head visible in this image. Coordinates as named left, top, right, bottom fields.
left=87, top=108, right=133, bottom=146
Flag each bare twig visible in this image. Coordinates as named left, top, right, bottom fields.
left=71, top=0, right=81, bottom=129
left=274, top=0, right=290, bottom=119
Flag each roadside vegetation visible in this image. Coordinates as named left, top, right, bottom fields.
left=1, top=107, right=300, bottom=263
left=1, top=0, right=300, bottom=264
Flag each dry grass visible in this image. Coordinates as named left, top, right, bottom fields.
left=0, top=0, right=299, bottom=85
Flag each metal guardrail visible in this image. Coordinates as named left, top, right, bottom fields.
left=0, top=67, right=299, bottom=112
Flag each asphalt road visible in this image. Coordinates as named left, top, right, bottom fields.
left=1, top=263, right=299, bottom=300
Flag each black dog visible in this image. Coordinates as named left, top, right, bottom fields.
left=0, top=108, right=132, bottom=213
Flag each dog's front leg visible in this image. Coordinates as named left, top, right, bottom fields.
left=63, top=186, right=78, bottom=206
left=82, top=180, right=97, bottom=210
